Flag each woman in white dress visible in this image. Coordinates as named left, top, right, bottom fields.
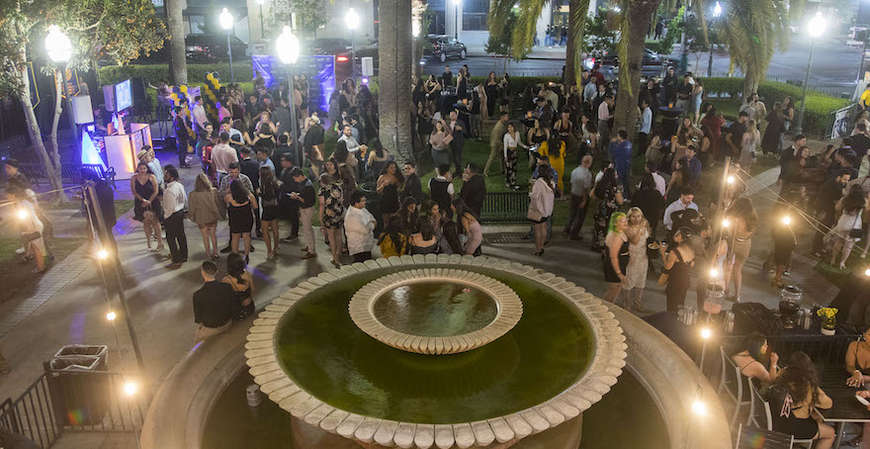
left=622, top=207, right=650, bottom=313
left=739, top=119, right=761, bottom=170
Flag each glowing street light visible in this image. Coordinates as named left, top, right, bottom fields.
left=707, top=2, right=724, bottom=76
left=712, top=1, right=723, bottom=18
left=345, top=8, right=360, bottom=78
left=45, top=25, right=72, bottom=63
left=795, top=11, right=828, bottom=134
left=106, top=311, right=117, bottom=321
left=345, top=8, right=360, bottom=30
left=276, top=26, right=301, bottom=167
left=219, top=8, right=235, bottom=82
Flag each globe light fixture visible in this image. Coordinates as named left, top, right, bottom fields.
left=712, top=1, right=723, bottom=18
left=276, top=26, right=300, bottom=65
left=345, top=8, right=360, bottom=31
left=795, top=11, right=828, bottom=134
left=45, top=25, right=72, bottom=63
left=219, top=8, right=234, bottom=31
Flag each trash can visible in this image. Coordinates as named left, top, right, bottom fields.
left=46, top=345, right=109, bottom=427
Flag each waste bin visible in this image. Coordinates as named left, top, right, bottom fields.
left=46, top=345, right=109, bottom=427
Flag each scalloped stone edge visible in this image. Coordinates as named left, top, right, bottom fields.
left=245, top=254, right=627, bottom=449
left=348, top=268, right=523, bottom=355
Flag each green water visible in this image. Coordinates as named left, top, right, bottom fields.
left=372, top=281, right=498, bottom=337
left=275, top=265, right=595, bottom=424
left=202, top=369, right=670, bottom=449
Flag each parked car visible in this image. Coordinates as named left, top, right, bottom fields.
left=422, top=35, right=467, bottom=62
left=185, top=34, right=248, bottom=62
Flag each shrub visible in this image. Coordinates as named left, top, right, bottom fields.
left=699, top=77, right=850, bottom=137
left=98, top=62, right=255, bottom=85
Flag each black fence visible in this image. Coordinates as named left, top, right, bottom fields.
left=0, top=370, right=145, bottom=448
left=481, top=191, right=529, bottom=224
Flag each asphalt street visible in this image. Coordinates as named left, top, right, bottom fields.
left=422, top=37, right=863, bottom=97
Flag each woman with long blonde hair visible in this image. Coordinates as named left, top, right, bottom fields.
left=623, top=207, right=651, bottom=312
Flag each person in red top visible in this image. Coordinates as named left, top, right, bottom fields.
left=700, top=105, right=725, bottom=161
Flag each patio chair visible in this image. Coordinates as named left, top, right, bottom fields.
left=734, top=424, right=794, bottom=449
left=747, top=379, right=815, bottom=448
left=718, top=345, right=753, bottom=428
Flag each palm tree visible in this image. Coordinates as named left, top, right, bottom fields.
left=378, top=0, right=413, bottom=163
left=695, top=0, right=790, bottom=98
left=489, top=0, right=590, bottom=86
left=166, top=0, right=187, bottom=84
left=612, top=0, right=663, bottom=134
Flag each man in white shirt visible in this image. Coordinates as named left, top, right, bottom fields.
left=219, top=117, right=243, bottom=143
left=582, top=72, right=597, bottom=104
left=638, top=98, right=652, bottom=156
left=344, top=191, right=376, bottom=262
left=211, top=132, right=238, bottom=180
left=191, top=96, right=208, bottom=135
left=597, top=94, right=613, bottom=151
left=663, top=187, right=699, bottom=231
left=162, top=165, right=189, bottom=268
left=645, top=162, right=667, bottom=197
left=337, top=124, right=365, bottom=154
left=565, top=154, right=593, bottom=240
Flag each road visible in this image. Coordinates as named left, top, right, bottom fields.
left=422, top=37, right=863, bottom=97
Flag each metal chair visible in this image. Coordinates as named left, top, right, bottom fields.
left=747, top=380, right=815, bottom=448
left=734, top=424, right=793, bottom=449
left=718, top=345, right=753, bottom=428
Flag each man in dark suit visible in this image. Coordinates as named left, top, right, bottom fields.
left=278, top=155, right=300, bottom=240
left=460, top=163, right=486, bottom=218
left=239, top=147, right=261, bottom=237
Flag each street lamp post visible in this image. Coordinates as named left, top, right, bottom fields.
left=257, top=0, right=265, bottom=41
left=345, top=8, right=360, bottom=79
left=219, top=8, right=235, bottom=82
left=453, top=0, right=461, bottom=41
left=795, top=11, right=827, bottom=135
left=707, top=1, right=722, bottom=77
left=277, top=26, right=301, bottom=165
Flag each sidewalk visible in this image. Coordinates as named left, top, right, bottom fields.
left=0, top=147, right=847, bottom=448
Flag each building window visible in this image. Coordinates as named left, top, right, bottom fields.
left=188, top=15, right=207, bottom=34
left=462, top=13, right=487, bottom=30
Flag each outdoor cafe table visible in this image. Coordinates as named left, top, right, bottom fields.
left=819, top=368, right=870, bottom=449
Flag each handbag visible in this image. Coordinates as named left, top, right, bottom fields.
left=657, top=271, right=669, bottom=285
left=527, top=205, right=543, bottom=222
left=849, top=208, right=864, bottom=239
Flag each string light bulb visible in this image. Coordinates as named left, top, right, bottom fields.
left=721, top=218, right=731, bottom=228
left=96, top=248, right=109, bottom=261
left=106, top=311, right=116, bottom=321
left=709, top=268, right=719, bottom=279
left=726, top=175, right=735, bottom=184
left=123, top=380, right=139, bottom=397
left=781, top=215, right=792, bottom=226
left=691, top=399, right=708, bottom=416
left=699, top=327, right=713, bottom=340
left=864, top=267, right=870, bottom=277
left=15, top=208, right=28, bottom=221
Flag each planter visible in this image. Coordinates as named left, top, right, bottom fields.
left=821, top=326, right=836, bottom=336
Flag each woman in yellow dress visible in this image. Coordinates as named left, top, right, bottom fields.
left=538, top=135, right=566, bottom=193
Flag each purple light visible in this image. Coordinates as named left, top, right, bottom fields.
left=361, top=77, right=369, bottom=85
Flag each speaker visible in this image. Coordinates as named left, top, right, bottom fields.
left=102, top=85, right=115, bottom=112
left=131, top=78, right=146, bottom=106
left=70, top=95, right=94, bottom=124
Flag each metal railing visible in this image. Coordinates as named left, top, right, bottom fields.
left=481, top=191, right=529, bottom=224
left=0, top=370, right=145, bottom=448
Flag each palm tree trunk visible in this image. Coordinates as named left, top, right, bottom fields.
left=19, top=49, right=64, bottom=197
left=166, top=0, right=187, bottom=84
left=565, top=0, right=591, bottom=87
left=613, top=0, right=662, bottom=135
left=742, top=71, right=759, bottom=101
left=378, top=0, right=413, bottom=163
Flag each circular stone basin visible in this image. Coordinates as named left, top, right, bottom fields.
left=350, top=269, right=523, bottom=354
left=246, top=255, right=627, bottom=449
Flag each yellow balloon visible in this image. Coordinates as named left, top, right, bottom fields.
left=179, top=85, right=188, bottom=93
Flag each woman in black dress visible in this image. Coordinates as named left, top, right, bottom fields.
left=131, top=162, right=163, bottom=251
left=659, top=227, right=695, bottom=313
left=376, top=161, right=403, bottom=226
left=259, top=166, right=281, bottom=260
left=225, top=180, right=257, bottom=260
left=602, top=212, right=629, bottom=303
left=591, top=166, right=625, bottom=250
left=768, top=352, right=834, bottom=447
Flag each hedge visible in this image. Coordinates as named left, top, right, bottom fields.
left=98, top=62, right=254, bottom=86
left=700, top=77, right=850, bottom=137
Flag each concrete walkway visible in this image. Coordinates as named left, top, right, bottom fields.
left=0, top=147, right=850, bottom=448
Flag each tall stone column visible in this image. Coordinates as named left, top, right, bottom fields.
left=377, top=0, right=413, bottom=163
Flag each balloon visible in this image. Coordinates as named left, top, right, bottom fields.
left=179, top=85, right=188, bottom=93
left=172, top=86, right=180, bottom=93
